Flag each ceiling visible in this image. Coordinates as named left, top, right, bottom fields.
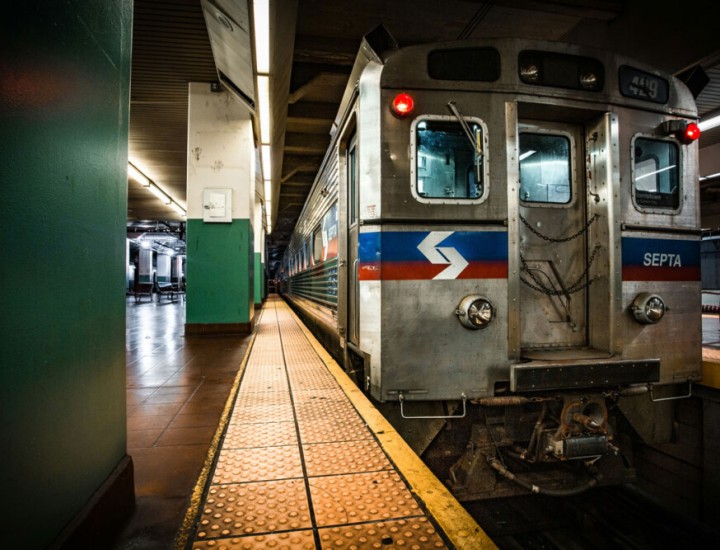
left=128, top=0, right=720, bottom=271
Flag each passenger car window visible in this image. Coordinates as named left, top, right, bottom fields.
left=519, top=133, right=571, bottom=204
left=414, top=119, right=485, bottom=201
left=312, top=226, right=322, bottom=263
left=633, top=138, right=679, bottom=210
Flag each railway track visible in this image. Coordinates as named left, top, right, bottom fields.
left=465, top=485, right=720, bottom=549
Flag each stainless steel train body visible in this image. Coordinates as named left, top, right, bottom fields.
left=279, top=29, right=702, bottom=498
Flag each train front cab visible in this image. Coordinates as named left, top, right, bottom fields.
left=337, top=40, right=702, bottom=497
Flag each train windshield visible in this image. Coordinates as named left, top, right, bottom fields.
left=415, top=119, right=484, bottom=200
left=519, top=133, right=571, bottom=204
left=633, top=138, right=679, bottom=210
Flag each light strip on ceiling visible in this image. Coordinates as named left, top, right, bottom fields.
left=699, top=112, right=720, bottom=132
left=254, top=0, right=272, bottom=234
left=170, top=201, right=186, bottom=217
left=149, top=183, right=172, bottom=205
left=253, top=0, right=270, bottom=74
left=700, top=172, right=720, bottom=181
left=128, top=162, right=186, bottom=217
left=261, top=145, right=271, bottom=181
left=257, top=75, right=271, bottom=143
left=128, top=163, right=150, bottom=186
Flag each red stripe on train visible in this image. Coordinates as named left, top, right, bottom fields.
left=622, top=266, right=701, bottom=281
left=358, top=261, right=508, bottom=281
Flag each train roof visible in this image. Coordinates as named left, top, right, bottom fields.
left=382, top=37, right=697, bottom=116
left=331, top=28, right=697, bottom=136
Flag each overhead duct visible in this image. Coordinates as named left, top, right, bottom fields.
left=201, top=0, right=256, bottom=109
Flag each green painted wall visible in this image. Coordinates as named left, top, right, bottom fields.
left=186, top=218, right=255, bottom=324
left=0, top=1, right=132, bottom=547
left=254, top=252, right=263, bottom=305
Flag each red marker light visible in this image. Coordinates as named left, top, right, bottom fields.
left=391, top=93, right=415, bottom=117
left=664, top=120, right=702, bottom=144
left=683, top=122, right=701, bottom=143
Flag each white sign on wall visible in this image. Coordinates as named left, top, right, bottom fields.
left=203, top=188, right=232, bottom=223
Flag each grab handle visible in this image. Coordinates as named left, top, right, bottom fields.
left=398, top=392, right=467, bottom=419
left=649, top=380, right=693, bottom=402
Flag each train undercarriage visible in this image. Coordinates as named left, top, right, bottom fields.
left=376, top=387, right=655, bottom=501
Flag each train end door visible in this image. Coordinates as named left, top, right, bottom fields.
left=517, top=121, right=593, bottom=355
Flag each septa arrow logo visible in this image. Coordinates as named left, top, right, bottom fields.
left=417, top=231, right=469, bottom=279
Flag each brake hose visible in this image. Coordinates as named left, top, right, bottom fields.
left=487, top=456, right=599, bottom=497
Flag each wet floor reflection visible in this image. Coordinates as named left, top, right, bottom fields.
left=114, top=297, right=251, bottom=548
left=703, top=314, right=720, bottom=348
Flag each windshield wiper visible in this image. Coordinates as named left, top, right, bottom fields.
left=447, top=101, right=482, bottom=157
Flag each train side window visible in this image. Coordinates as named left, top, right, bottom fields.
left=312, top=225, right=323, bottom=264
left=519, top=133, right=571, bottom=204
left=411, top=117, right=488, bottom=203
left=348, top=137, right=358, bottom=225
left=632, top=137, right=679, bottom=210
left=322, top=202, right=338, bottom=260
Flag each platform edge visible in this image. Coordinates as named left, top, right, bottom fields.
left=173, top=329, right=258, bottom=549
left=283, top=301, right=497, bottom=550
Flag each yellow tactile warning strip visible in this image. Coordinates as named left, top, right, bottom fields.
left=702, top=360, right=720, bottom=389
left=183, top=296, right=495, bottom=549
left=701, top=345, right=720, bottom=389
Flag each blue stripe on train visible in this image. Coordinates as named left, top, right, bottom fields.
left=358, top=231, right=509, bottom=263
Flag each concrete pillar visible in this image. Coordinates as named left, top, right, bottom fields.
left=185, top=83, right=255, bottom=333
left=156, top=254, right=171, bottom=284
left=254, top=157, right=266, bottom=305
left=172, top=255, right=185, bottom=286
left=138, top=247, right=153, bottom=285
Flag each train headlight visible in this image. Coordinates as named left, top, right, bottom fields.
left=630, top=292, right=666, bottom=324
left=456, top=295, right=495, bottom=330
left=519, top=62, right=540, bottom=83
left=579, top=71, right=600, bottom=90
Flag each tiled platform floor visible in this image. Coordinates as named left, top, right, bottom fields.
left=113, top=297, right=251, bottom=548
left=114, top=297, right=716, bottom=547
left=183, top=297, right=465, bottom=549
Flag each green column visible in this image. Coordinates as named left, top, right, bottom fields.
left=254, top=252, right=264, bottom=305
left=0, top=1, right=133, bottom=546
left=186, top=219, right=254, bottom=328
left=185, top=83, right=256, bottom=334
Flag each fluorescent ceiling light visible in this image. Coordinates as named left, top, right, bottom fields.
left=264, top=179, right=272, bottom=203
left=128, top=163, right=150, bottom=186
left=253, top=0, right=270, bottom=74
left=699, top=113, right=720, bottom=132
left=261, top=144, right=271, bottom=180
left=171, top=201, right=187, bottom=217
left=700, top=172, right=720, bottom=181
left=257, top=75, right=271, bottom=143
left=133, top=166, right=183, bottom=212
left=149, top=183, right=172, bottom=205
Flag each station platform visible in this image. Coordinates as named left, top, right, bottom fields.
left=176, top=296, right=493, bottom=549
left=702, top=314, right=720, bottom=389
